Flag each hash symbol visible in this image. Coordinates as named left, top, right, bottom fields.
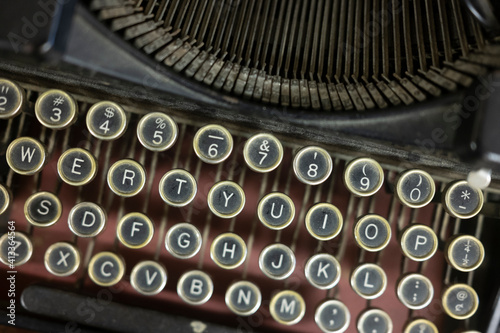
left=461, top=190, right=471, bottom=200
left=53, top=96, right=65, bottom=106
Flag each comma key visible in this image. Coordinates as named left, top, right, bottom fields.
left=6, top=137, right=46, bottom=175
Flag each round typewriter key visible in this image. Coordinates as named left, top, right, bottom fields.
left=88, top=252, right=125, bottom=287
left=86, top=101, right=127, bottom=140
left=159, top=169, right=197, bottom=207
left=0, top=232, right=33, bottom=267
left=397, top=273, right=434, bottom=310
left=396, top=170, right=436, bottom=208
left=44, top=242, right=80, bottom=277
left=225, top=281, right=262, bottom=316
left=293, top=146, right=333, bottom=185
left=210, top=232, right=247, bottom=269
left=130, top=260, right=167, bottom=296
left=243, top=133, right=283, bottom=173
left=0, top=184, right=11, bottom=215
left=270, top=290, right=306, bottom=325
left=208, top=181, right=245, bottom=218
left=137, top=112, right=178, bottom=151
left=357, top=308, right=393, bottom=333
left=315, top=299, right=350, bottom=333
left=305, top=253, right=341, bottom=289
left=443, top=180, right=484, bottom=219
left=35, top=89, right=78, bottom=129
left=350, top=263, right=387, bottom=299
left=305, top=203, right=343, bottom=240
left=259, top=243, right=296, bottom=280
left=24, top=191, right=62, bottom=227
left=165, top=223, right=202, bottom=259
left=404, top=319, right=438, bottom=333
left=445, top=234, right=484, bottom=272
left=107, top=159, right=146, bottom=197
left=0, top=79, right=24, bottom=119
left=442, top=283, right=479, bottom=320
left=117, top=212, right=154, bottom=249
left=193, top=124, right=233, bottom=164
left=354, top=214, right=391, bottom=252
left=6, top=137, right=46, bottom=175
left=344, top=157, right=384, bottom=197
left=400, top=224, right=438, bottom=261
left=257, top=192, right=295, bottom=230
left=68, top=202, right=107, bottom=237
left=57, top=148, right=97, bottom=186
left=177, top=270, right=214, bottom=305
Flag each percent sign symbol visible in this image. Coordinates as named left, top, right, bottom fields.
left=155, top=118, right=167, bottom=129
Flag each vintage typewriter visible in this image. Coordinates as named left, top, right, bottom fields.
left=1, top=0, right=500, bottom=332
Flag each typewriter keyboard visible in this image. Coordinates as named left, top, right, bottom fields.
left=0, top=78, right=496, bottom=333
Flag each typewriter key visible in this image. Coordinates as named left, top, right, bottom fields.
left=24, top=192, right=62, bottom=227
left=403, top=319, right=438, bottom=333
left=315, top=299, right=350, bottom=333
left=270, top=290, right=306, bottom=325
left=107, top=159, right=146, bottom=197
left=259, top=243, right=296, bottom=280
left=445, top=235, right=484, bottom=272
left=193, top=124, right=233, bottom=164
left=68, top=202, right=107, bottom=237
left=207, top=181, right=245, bottom=218
left=400, top=224, right=438, bottom=261
left=57, top=148, right=97, bottom=186
left=117, top=212, right=154, bottom=249
left=396, top=170, right=436, bottom=208
left=443, top=180, right=484, bottom=219
left=86, top=101, right=127, bottom=140
left=293, top=146, right=333, bottom=185
left=225, top=281, right=262, bottom=316
left=6, top=137, right=46, bottom=175
left=44, top=242, right=80, bottom=277
left=396, top=273, right=434, bottom=310
left=344, top=157, right=384, bottom=197
left=165, top=223, right=202, bottom=259
left=305, top=203, right=343, bottom=240
left=35, top=89, right=78, bottom=129
left=0, top=78, right=24, bottom=119
left=0, top=232, right=33, bottom=267
left=357, top=309, right=393, bottom=333
left=257, top=192, right=295, bottom=230
left=210, top=232, right=247, bottom=269
left=354, top=215, right=391, bottom=252
left=0, top=184, right=11, bottom=215
left=88, top=252, right=125, bottom=287
left=305, top=253, right=341, bottom=290
left=130, top=260, right=167, bottom=296
left=243, top=133, right=283, bottom=173
left=442, top=283, right=479, bottom=320
left=350, top=263, right=387, bottom=300
left=159, top=169, right=197, bottom=207
left=137, top=112, right=178, bottom=151
left=177, top=270, right=213, bottom=305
